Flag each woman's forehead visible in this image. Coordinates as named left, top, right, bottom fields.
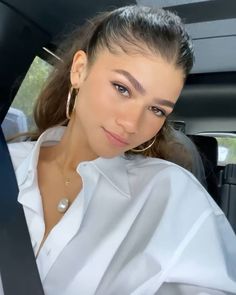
left=88, top=48, right=184, bottom=102
left=91, top=48, right=184, bottom=81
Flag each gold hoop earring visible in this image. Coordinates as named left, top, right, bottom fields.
left=66, top=87, right=77, bottom=120
left=131, top=136, right=157, bottom=153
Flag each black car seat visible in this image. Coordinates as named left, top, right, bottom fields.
left=220, top=164, right=236, bottom=233
left=188, top=135, right=220, bottom=205
left=164, top=129, right=207, bottom=188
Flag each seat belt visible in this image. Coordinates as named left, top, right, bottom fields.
left=0, top=127, right=44, bottom=295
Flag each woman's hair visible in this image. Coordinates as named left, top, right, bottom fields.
left=33, top=5, right=194, bottom=161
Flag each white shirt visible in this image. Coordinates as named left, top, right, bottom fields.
left=1, top=126, right=236, bottom=295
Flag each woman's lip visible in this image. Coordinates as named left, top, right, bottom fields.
left=103, top=128, right=129, bottom=146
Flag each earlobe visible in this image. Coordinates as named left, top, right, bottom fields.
left=70, top=50, right=88, bottom=88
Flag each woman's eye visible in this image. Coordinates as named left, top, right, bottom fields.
left=149, top=106, right=166, bottom=117
left=114, top=83, right=130, bottom=97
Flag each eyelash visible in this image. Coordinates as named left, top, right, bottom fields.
left=148, top=106, right=167, bottom=117
left=113, top=83, right=131, bottom=97
left=112, top=82, right=167, bottom=118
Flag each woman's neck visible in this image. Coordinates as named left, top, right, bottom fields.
left=41, top=115, right=98, bottom=171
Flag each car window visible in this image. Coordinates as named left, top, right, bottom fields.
left=1, top=56, right=53, bottom=140
left=216, top=136, right=236, bottom=166
left=198, top=132, right=236, bottom=166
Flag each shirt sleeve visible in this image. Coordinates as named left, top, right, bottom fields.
left=127, top=165, right=236, bottom=295
left=157, top=282, right=234, bottom=295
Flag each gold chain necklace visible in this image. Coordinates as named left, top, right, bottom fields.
left=55, top=161, right=77, bottom=214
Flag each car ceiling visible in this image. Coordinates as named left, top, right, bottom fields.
left=3, top=0, right=135, bottom=38
left=1, top=0, right=236, bottom=128
left=3, top=1, right=236, bottom=43
left=3, top=0, right=236, bottom=75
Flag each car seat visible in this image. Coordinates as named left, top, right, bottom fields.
left=188, top=135, right=220, bottom=205
left=220, top=164, right=236, bottom=233
left=165, top=129, right=207, bottom=188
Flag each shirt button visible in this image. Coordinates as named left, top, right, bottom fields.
left=46, top=248, right=51, bottom=256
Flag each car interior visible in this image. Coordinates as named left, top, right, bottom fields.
left=0, top=0, right=236, bottom=293
left=0, top=0, right=236, bottom=271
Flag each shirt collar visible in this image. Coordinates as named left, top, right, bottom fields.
left=89, top=155, right=131, bottom=198
left=15, top=126, right=66, bottom=187
left=16, top=126, right=131, bottom=198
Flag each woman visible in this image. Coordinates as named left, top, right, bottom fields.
left=6, top=5, right=236, bottom=295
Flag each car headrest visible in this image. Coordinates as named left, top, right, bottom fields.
left=189, top=135, right=218, bottom=168
left=167, top=129, right=207, bottom=188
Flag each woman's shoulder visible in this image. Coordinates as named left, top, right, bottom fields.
left=126, top=156, right=222, bottom=214
left=8, top=141, right=36, bottom=170
left=126, top=155, right=200, bottom=190
left=127, top=155, right=193, bottom=179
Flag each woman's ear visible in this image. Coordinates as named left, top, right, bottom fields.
left=70, top=50, right=88, bottom=88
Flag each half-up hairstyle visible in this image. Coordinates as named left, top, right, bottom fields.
left=33, top=5, right=194, bottom=161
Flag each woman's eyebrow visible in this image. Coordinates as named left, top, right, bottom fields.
left=153, top=98, right=175, bottom=109
left=113, top=69, right=175, bottom=109
left=112, top=69, right=146, bottom=95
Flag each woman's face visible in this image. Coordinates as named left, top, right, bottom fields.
left=70, top=48, right=184, bottom=159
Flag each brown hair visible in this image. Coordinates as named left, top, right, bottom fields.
left=32, top=5, right=194, bottom=161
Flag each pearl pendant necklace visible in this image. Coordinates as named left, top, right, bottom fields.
left=57, top=177, right=71, bottom=213
left=57, top=198, right=70, bottom=213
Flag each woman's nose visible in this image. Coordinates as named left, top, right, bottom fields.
left=116, top=104, right=143, bottom=134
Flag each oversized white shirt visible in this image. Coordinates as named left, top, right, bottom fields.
left=1, top=126, right=236, bottom=295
